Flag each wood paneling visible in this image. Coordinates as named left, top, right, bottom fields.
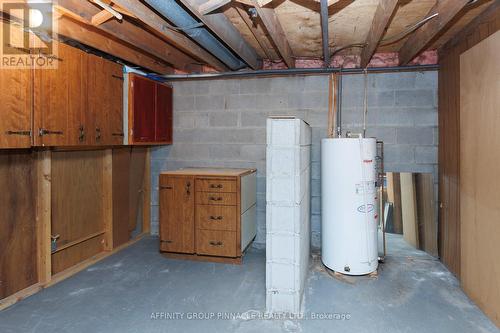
left=112, top=148, right=131, bottom=247
left=34, top=42, right=88, bottom=146
left=51, top=150, right=105, bottom=274
left=438, top=1, right=500, bottom=277
left=129, top=148, right=147, bottom=233
left=159, top=176, right=195, bottom=254
left=0, top=151, right=37, bottom=299
left=460, top=31, right=500, bottom=328
left=0, top=65, right=32, bottom=148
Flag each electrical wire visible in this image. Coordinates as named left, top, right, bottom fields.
left=379, top=13, right=439, bottom=46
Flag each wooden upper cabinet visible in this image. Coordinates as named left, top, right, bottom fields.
left=0, top=68, right=32, bottom=148
left=128, top=73, right=173, bottom=145
left=129, top=73, right=156, bottom=143
left=34, top=42, right=88, bottom=146
left=155, top=83, right=173, bottom=144
left=87, top=54, right=124, bottom=145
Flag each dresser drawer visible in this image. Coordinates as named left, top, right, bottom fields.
left=196, top=205, right=237, bottom=231
left=196, top=179, right=236, bottom=193
left=196, top=192, right=237, bottom=206
left=196, top=229, right=237, bottom=257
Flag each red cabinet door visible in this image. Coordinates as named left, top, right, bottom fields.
left=130, top=74, right=155, bottom=142
left=155, top=84, right=173, bottom=143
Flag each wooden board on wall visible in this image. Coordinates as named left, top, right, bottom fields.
left=460, top=31, right=500, bottom=327
left=0, top=151, right=37, bottom=299
left=51, top=150, right=105, bottom=274
left=129, top=148, right=147, bottom=235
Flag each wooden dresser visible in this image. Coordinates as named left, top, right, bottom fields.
left=159, top=168, right=257, bottom=264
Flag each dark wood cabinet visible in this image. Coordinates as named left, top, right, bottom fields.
left=128, top=73, right=173, bottom=145
left=0, top=68, right=32, bottom=148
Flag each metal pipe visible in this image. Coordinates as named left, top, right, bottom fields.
left=158, top=64, right=439, bottom=81
left=337, top=70, right=343, bottom=137
left=320, top=0, right=329, bottom=66
left=143, top=0, right=246, bottom=70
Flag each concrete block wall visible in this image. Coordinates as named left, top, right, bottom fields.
left=150, top=71, right=438, bottom=248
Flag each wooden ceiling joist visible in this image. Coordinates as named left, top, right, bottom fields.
left=57, top=16, right=173, bottom=74
left=359, top=0, right=399, bottom=68
left=111, top=0, right=228, bottom=71
left=199, top=0, right=232, bottom=15
left=398, top=0, right=471, bottom=65
left=234, top=4, right=272, bottom=59
left=91, top=10, right=114, bottom=26
left=252, top=1, right=295, bottom=68
left=57, top=0, right=197, bottom=71
left=178, top=0, right=261, bottom=69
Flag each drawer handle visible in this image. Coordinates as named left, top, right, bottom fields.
left=209, top=241, right=223, bottom=247
left=209, top=216, right=223, bottom=221
left=112, top=132, right=125, bottom=137
left=209, top=196, right=223, bottom=201
left=210, top=184, right=223, bottom=189
left=161, top=240, right=173, bottom=244
left=160, top=186, right=173, bottom=190
left=39, top=128, right=63, bottom=136
left=6, top=130, right=31, bottom=136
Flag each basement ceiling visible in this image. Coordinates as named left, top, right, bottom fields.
left=53, top=0, right=496, bottom=72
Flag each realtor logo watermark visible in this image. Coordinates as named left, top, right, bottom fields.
left=1, top=0, right=58, bottom=69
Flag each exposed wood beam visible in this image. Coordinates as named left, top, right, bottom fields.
left=111, top=0, right=228, bottom=71
left=199, top=0, right=232, bottom=15
left=319, top=0, right=329, bottom=65
left=178, top=0, right=261, bottom=69
left=257, top=0, right=340, bottom=7
left=360, top=0, right=399, bottom=68
left=252, top=1, right=295, bottom=68
left=57, top=0, right=197, bottom=71
left=234, top=4, right=272, bottom=59
left=57, top=15, right=173, bottom=74
left=399, top=0, right=470, bottom=65
left=91, top=10, right=113, bottom=26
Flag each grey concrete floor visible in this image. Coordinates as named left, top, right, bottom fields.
left=0, top=234, right=498, bottom=333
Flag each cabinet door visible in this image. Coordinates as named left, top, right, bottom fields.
left=0, top=68, right=32, bottom=148
left=87, top=54, right=123, bottom=145
left=159, top=176, right=195, bottom=253
left=129, top=74, right=155, bottom=143
left=155, top=84, right=173, bottom=143
left=34, top=42, right=87, bottom=146
left=107, top=61, right=124, bottom=145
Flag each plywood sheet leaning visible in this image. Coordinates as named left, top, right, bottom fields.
left=51, top=150, right=105, bottom=274
left=400, top=172, right=418, bottom=248
left=460, top=31, right=500, bottom=328
left=415, top=173, right=438, bottom=257
left=386, top=172, right=402, bottom=234
left=0, top=151, right=37, bottom=299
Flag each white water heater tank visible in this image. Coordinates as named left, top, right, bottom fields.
left=321, top=138, right=378, bottom=275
